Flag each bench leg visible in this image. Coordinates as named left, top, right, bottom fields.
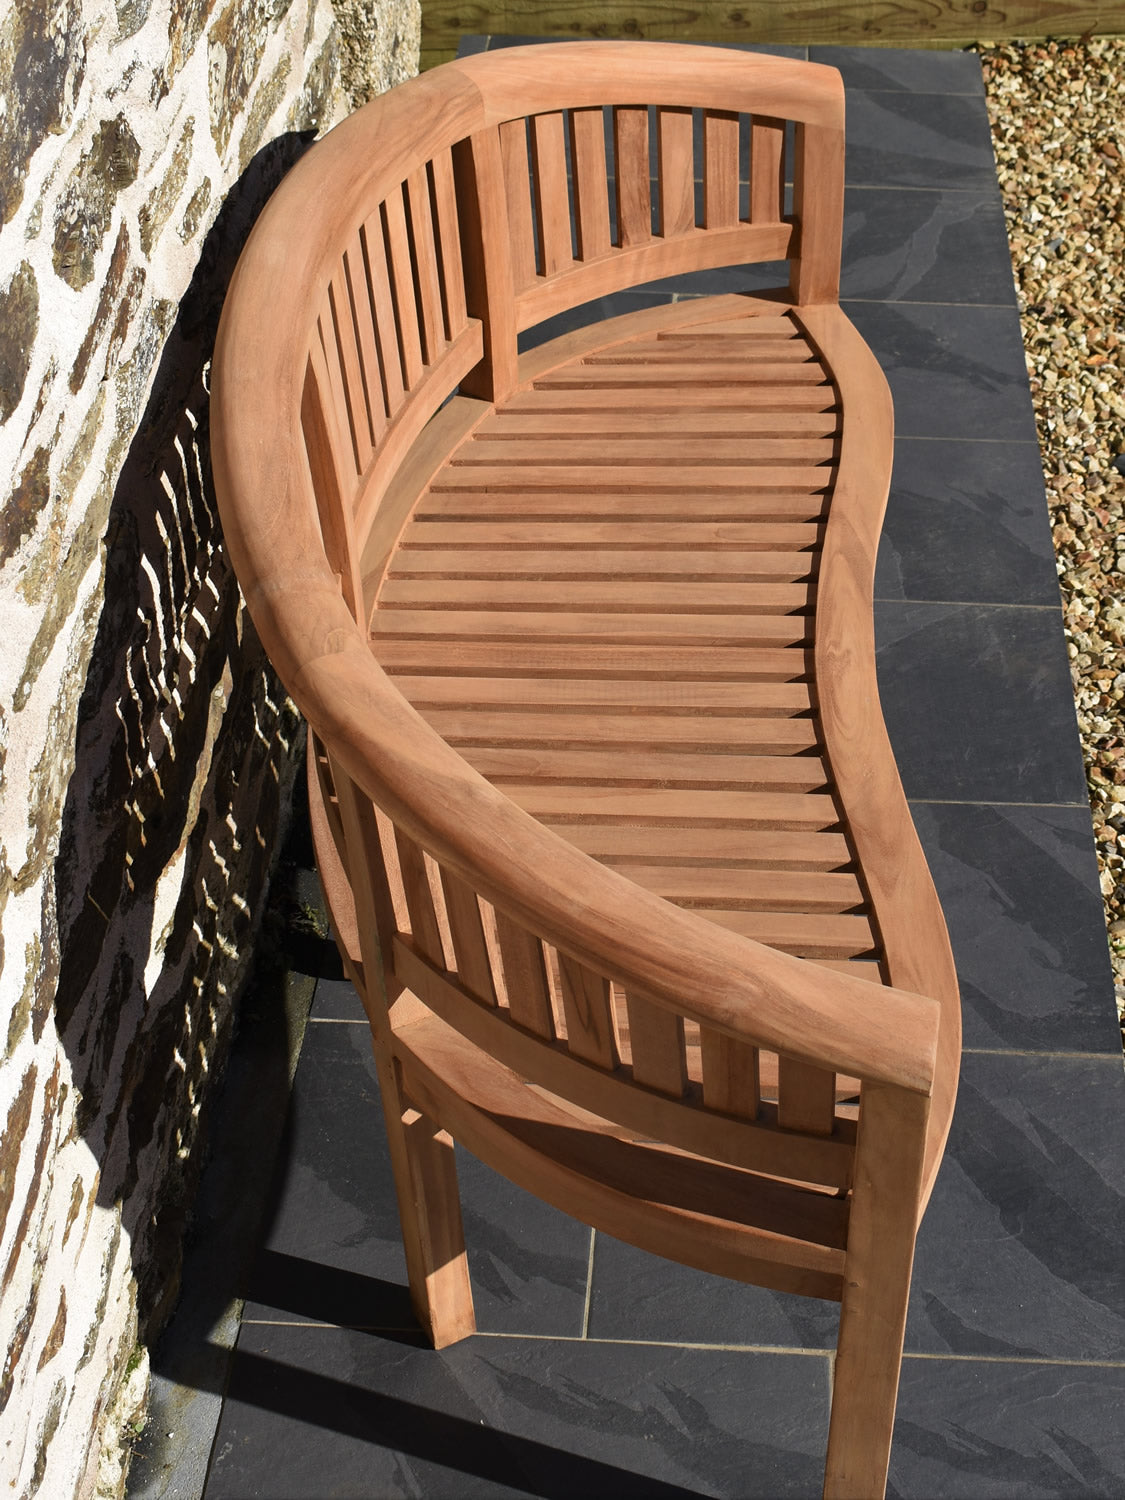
left=376, top=1052, right=477, bottom=1349
left=823, top=1084, right=928, bottom=1500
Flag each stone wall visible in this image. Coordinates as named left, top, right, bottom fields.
left=0, top=2, right=419, bottom=1496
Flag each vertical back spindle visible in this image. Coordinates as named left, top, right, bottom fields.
left=558, top=954, right=618, bottom=1069
left=531, top=111, right=574, bottom=276
left=613, top=105, right=653, bottom=247
left=438, top=868, right=497, bottom=1004
left=750, top=115, right=785, bottom=224
left=493, top=912, right=555, bottom=1037
left=394, top=828, right=445, bottom=966
left=778, top=1057, right=838, bottom=1136
left=342, top=232, right=387, bottom=445
left=405, top=164, right=445, bottom=363
left=625, top=991, right=687, bottom=1096
left=382, top=186, right=424, bottom=388
left=429, top=150, right=468, bottom=339
left=499, top=118, right=537, bottom=291
left=700, top=1027, right=761, bottom=1120
left=326, top=269, right=373, bottom=473
left=569, top=107, right=611, bottom=260
left=657, top=106, right=695, bottom=237
left=702, top=109, right=740, bottom=229
left=360, top=213, right=406, bottom=417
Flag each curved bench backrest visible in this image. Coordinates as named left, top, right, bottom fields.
left=289, top=44, right=846, bottom=620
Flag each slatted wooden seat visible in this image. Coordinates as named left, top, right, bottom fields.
left=211, top=42, right=961, bottom=1500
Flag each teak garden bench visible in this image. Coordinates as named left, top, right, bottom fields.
left=212, top=42, right=961, bottom=1499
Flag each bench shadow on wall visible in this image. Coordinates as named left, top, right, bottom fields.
left=52, top=132, right=329, bottom=1363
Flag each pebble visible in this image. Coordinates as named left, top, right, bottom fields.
left=977, top=40, right=1125, bottom=1037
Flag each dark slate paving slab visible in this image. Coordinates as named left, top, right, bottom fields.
left=907, top=1053, right=1125, bottom=1361
left=844, top=300, right=1039, bottom=442
left=206, top=1323, right=831, bottom=1499
left=874, top=600, right=1088, bottom=805
left=890, top=1359, right=1125, bottom=1499
left=843, top=89, right=999, bottom=188
left=876, top=438, right=1059, bottom=607
left=308, top=974, right=366, bottom=1021
left=241, top=1021, right=591, bottom=1338
left=911, top=803, right=1120, bottom=1055
left=586, top=1233, right=840, bottom=1350
left=842, top=187, right=1017, bottom=305
left=809, top=45, right=986, bottom=96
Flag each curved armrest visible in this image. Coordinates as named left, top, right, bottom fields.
left=293, top=628, right=941, bottom=1099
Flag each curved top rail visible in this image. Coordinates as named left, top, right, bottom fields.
left=447, top=41, right=845, bottom=129
left=211, top=43, right=939, bottom=1099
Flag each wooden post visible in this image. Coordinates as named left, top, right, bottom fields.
left=452, top=129, right=518, bottom=402
left=824, top=1083, right=930, bottom=1499
left=333, top=768, right=476, bottom=1349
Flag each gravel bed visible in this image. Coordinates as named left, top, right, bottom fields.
left=975, top=39, right=1125, bottom=1039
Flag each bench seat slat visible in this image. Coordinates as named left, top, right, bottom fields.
left=373, top=611, right=813, bottom=647
left=702, top=910, right=876, bottom=958
left=453, top=438, right=837, bottom=465
left=428, top=465, right=830, bottom=493
left=377, top=641, right=812, bottom=679
left=418, top=490, right=829, bottom=520
left=480, top=408, right=838, bottom=435
left=555, top=825, right=851, bottom=869
left=379, top=577, right=814, bottom=612
left=512, top=786, right=839, bottom=828
left=536, top=361, right=832, bottom=387
left=392, top=675, right=815, bottom=713
left=425, top=713, right=820, bottom=756
left=455, top=746, right=831, bottom=792
left=386, top=549, right=819, bottom=581
left=508, top=383, right=839, bottom=410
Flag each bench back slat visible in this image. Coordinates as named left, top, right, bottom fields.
left=657, top=106, right=696, bottom=237
left=702, top=109, right=740, bottom=228
left=778, top=1056, right=839, bottom=1137
left=530, top=110, right=575, bottom=277
left=405, top=164, right=446, bottom=364
left=438, top=867, right=499, bottom=1005
left=429, top=150, right=469, bottom=340
left=613, top=105, right=654, bottom=247
left=499, top=118, right=537, bottom=292
left=700, top=1027, right=762, bottom=1121
left=327, top=267, right=375, bottom=473
left=625, top=990, right=689, bottom=1097
left=382, top=186, right=425, bottom=389
left=569, top=106, right=613, bottom=259
left=750, top=114, right=786, bottom=224
left=492, top=909, right=556, bottom=1037
left=557, top=953, right=620, bottom=1070
left=359, top=213, right=407, bottom=417
left=342, top=232, right=388, bottom=447
left=394, top=827, right=447, bottom=967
